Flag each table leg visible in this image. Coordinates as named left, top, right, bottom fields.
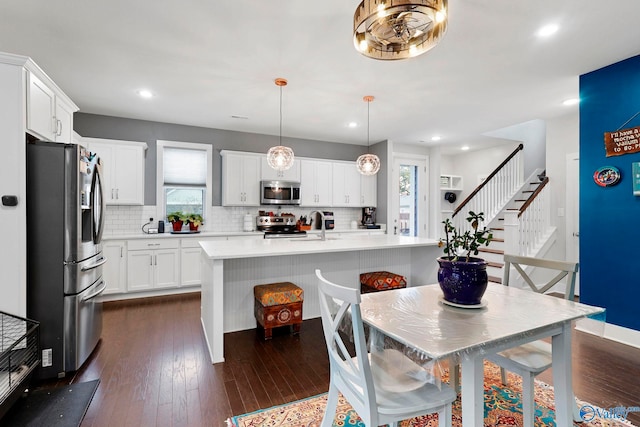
left=460, top=357, right=484, bottom=426
left=552, top=322, right=573, bottom=427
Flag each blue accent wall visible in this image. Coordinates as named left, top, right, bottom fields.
left=580, top=54, right=640, bottom=331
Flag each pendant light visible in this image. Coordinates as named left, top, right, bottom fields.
left=267, top=78, right=295, bottom=171
left=357, top=95, right=380, bottom=175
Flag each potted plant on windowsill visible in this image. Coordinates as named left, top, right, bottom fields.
left=167, top=211, right=186, bottom=232
left=186, top=213, right=203, bottom=232
left=437, top=211, right=493, bottom=305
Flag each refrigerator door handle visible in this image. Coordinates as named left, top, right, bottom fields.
left=80, top=256, right=107, bottom=272
left=91, top=160, right=106, bottom=244
left=81, top=280, right=107, bottom=302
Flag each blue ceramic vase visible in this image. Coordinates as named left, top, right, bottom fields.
left=437, top=257, right=488, bottom=305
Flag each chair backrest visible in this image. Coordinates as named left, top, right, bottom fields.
left=315, top=269, right=378, bottom=424
left=502, top=254, right=579, bottom=299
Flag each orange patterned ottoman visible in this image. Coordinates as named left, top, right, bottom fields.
left=254, top=282, right=304, bottom=339
left=360, top=271, right=407, bottom=294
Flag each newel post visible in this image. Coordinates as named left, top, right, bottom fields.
left=503, top=211, right=520, bottom=256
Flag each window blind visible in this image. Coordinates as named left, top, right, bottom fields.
left=163, top=147, right=207, bottom=186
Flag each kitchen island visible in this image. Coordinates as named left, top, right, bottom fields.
left=199, top=235, right=441, bottom=363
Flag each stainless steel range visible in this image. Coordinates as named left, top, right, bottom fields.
left=256, top=215, right=307, bottom=239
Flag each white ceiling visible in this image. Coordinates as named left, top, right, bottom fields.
left=2, top=1, right=640, bottom=153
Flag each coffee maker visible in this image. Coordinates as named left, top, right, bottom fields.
left=361, top=207, right=380, bottom=229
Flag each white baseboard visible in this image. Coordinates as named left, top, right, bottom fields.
left=98, top=286, right=201, bottom=303
left=576, top=318, right=640, bottom=349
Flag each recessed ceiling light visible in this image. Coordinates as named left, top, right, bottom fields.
left=431, top=135, right=442, bottom=141
left=461, top=146, right=470, bottom=151
left=536, top=24, right=559, bottom=38
left=562, top=98, right=579, bottom=106
left=348, top=122, right=358, bottom=128
left=136, top=89, right=154, bottom=99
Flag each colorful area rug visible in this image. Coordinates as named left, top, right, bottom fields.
left=228, top=362, right=636, bottom=427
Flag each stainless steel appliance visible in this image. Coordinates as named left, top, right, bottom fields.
left=260, top=180, right=301, bottom=205
left=313, top=211, right=334, bottom=230
left=26, top=140, right=106, bottom=379
left=361, top=206, right=380, bottom=229
left=256, top=215, right=307, bottom=238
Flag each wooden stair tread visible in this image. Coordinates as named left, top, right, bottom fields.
left=487, top=261, right=503, bottom=268
left=488, top=276, right=502, bottom=284
left=522, top=190, right=534, bottom=193
left=490, top=237, right=504, bottom=242
left=491, top=227, right=504, bottom=231
left=478, top=247, right=504, bottom=254
left=515, top=199, right=527, bottom=202
left=506, top=208, right=519, bottom=211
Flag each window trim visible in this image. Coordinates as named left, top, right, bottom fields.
left=156, top=140, right=213, bottom=229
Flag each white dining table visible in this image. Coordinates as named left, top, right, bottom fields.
left=359, top=284, right=605, bottom=427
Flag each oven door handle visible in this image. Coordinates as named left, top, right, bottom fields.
left=82, top=281, right=107, bottom=302
left=81, top=257, right=107, bottom=272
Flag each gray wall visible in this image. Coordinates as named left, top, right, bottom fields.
left=74, top=113, right=368, bottom=206
left=370, top=140, right=388, bottom=224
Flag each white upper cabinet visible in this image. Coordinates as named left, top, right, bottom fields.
left=221, top=151, right=261, bottom=206
left=260, top=156, right=301, bottom=182
left=26, top=71, right=78, bottom=143
left=85, top=138, right=147, bottom=205
left=300, top=159, right=332, bottom=206
left=332, top=162, right=361, bottom=207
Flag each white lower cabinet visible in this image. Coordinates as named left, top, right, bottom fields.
left=127, top=240, right=180, bottom=291
left=102, top=240, right=127, bottom=294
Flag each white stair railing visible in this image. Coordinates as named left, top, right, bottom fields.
left=452, top=144, right=524, bottom=232
left=503, top=177, right=551, bottom=256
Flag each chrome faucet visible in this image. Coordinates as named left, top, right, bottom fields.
left=310, top=210, right=326, bottom=241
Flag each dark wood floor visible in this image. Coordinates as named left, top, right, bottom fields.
left=43, top=293, right=640, bottom=426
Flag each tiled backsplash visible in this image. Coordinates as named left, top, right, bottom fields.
left=103, top=205, right=369, bottom=236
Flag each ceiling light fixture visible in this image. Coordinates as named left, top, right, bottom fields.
left=461, top=145, right=470, bottom=151
left=431, top=135, right=442, bottom=141
left=562, top=98, right=579, bottom=106
left=348, top=121, right=358, bottom=128
left=354, top=0, right=448, bottom=60
left=137, top=89, right=154, bottom=99
left=267, top=78, right=295, bottom=171
left=536, top=24, right=559, bottom=38
left=356, top=96, right=380, bottom=175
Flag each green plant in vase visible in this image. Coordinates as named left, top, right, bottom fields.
left=167, top=211, right=186, bottom=232
left=439, top=211, right=493, bottom=262
left=186, top=213, right=203, bottom=231
left=437, top=211, right=493, bottom=305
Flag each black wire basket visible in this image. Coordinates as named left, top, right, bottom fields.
left=0, top=311, right=39, bottom=420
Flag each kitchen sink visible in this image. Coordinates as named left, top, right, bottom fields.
left=290, top=236, right=340, bottom=241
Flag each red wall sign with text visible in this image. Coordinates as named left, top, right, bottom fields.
left=604, top=125, right=640, bottom=157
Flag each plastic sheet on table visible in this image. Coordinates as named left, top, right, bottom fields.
left=335, top=284, right=606, bottom=387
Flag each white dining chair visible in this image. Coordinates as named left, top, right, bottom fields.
left=486, top=254, right=580, bottom=427
left=316, top=269, right=456, bottom=427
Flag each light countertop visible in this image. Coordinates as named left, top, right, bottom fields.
left=199, top=235, right=439, bottom=260
left=102, top=227, right=385, bottom=241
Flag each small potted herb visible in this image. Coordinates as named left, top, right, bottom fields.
left=167, top=211, right=186, bottom=232
left=186, top=213, right=203, bottom=231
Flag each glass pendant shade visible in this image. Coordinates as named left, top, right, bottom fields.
left=354, top=0, right=448, bottom=60
left=357, top=95, right=380, bottom=176
left=268, top=78, right=295, bottom=171
left=357, top=153, right=380, bottom=175
left=267, top=145, right=294, bottom=171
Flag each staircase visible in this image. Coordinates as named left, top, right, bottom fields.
left=480, top=171, right=549, bottom=283
left=449, top=142, right=556, bottom=284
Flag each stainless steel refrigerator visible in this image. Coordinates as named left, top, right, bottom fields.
left=27, top=140, right=106, bottom=379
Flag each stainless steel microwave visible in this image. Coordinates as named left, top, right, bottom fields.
left=260, top=180, right=301, bottom=205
